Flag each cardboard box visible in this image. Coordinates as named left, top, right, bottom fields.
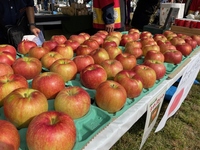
left=171, top=25, right=200, bottom=36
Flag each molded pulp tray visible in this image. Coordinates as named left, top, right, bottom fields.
left=66, top=72, right=168, bottom=119
left=0, top=103, right=112, bottom=150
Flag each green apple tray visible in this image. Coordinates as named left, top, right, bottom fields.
left=8, top=46, right=197, bottom=150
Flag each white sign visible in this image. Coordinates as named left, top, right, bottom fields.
left=140, top=87, right=166, bottom=149
left=155, top=52, right=200, bottom=132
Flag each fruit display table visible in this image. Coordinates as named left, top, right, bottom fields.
left=82, top=47, right=200, bottom=150
left=0, top=30, right=200, bottom=150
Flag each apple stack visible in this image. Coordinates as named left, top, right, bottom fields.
left=0, top=27, right=200, bottom=150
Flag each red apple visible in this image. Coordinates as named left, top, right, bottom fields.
left=132, top=65, right=156, bottom=89
left=170, top=37, right=186, bottom=46
left=104, top=46, right=122, bottom=59
left=144, top=50, right=165, bottom=63
left=141, top=37, right=157, bottom=47
left=75, top=44, right=94, bottom=56
left=69, top=34, right=86, bottom=44
left=153, top=34, right=168, bottom=42
left=0, top=120, right=20, bottom=150
left=114, top=70, right=143, bottom=98
left=51, top=35, right=67, bottom=44
left=95, top=80, right=127, bottom=113
left=140, top=31, right=152, bottom=40
left=54, top=86, right=91, bottom=119
left=105, top=35, right=121, bottom=46
left=163, top=49, right=183, bottom=64
left=17, top=40, right=37, bottom=55
left=73, top=54, right=94, bottom=73
left=124, top=47, right=143, bottom=58
left=128, top=28, right=140, bottom=34
left=175, top=43, right=193, bottom=56
left=53, top=44, right=74, bottom=59
left=107, top=31, right=122, bottom=40
left=128, top=32, right=140, bottom=41
left=89, top=35, right=104, bottom=46
left=89, top=48, right=110, bottom=65
left=41, top=51, right=64, bottom=69
left=115, top=53, right=137, bottom=70
left=80, top=64, right=107, bottom=89
left=101, top=40, right=118, bottom=49
left=12, top=57, right=42, bottom=80
left=97, top=30, right=108, bottom=36
left=50, top=58, right=77, bottom=82
left=28, top=46, right=49, bottom=59
left=0, top=44, right=16, bottom=65
left=159, top=44, right=176, bottom=54
left=156, top=40, right=171, bottom=46
left=0, top=62, right=14, bottom=76
left=120, top=34, right=135, bottom=46
left=42, top=40, right=58, bottom=51
left=142, top=44, right=160, bottom=56
left=82, top=39, right=100, bottom=50
left=64, top=40, right=80, bottom=51
left=94, top=32, right=107, bottom=39
left=79, top=32, right=90, bottom=40
left=3, top=87, right=48, bottom=129
left=0, top=74, right=28, bottom=106
left=31, top=72, right=65, bottom=99
left=26, top=111, right=76, bottom=150
left=143, top=59, right=166, bottom=80
left=0, top=44, right=17, bottom=58
left=191, top=35, right=200, bottom=45
left=163, top=30, right=175, bottom=37
left=185, top=38, right=197, bottom=49
left=100, top=59, right=123, bottom=80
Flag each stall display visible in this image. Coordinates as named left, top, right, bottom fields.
left=0, top=28, right=200, bottom=150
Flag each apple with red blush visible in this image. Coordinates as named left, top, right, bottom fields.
left=12, top=56, right=42, bottom=80
left=100, top=59, right=123, bottom=80
left=51, top=35, right=67, bottom=44
left=50, top=58, right=78, bottom=82
left=132, top=64, right=156, bottom=89
left=163, top=49, right=183, bottom=64
left=82, top=39, right=100, bottom=50
left=73, top=54, right=94, bottom=73
left=75, top=44, right=94, bottom=56
left=17, top=40, right=37, bottom=55
left=32, top=72, right=65, bottom=99
left=28, top=46, right=49, bottom=59
left=143, top=59, right=166, bottom=80
left=175, top=43, right=193, bottom=56
left=114, top=70, right=143, bottom=98
left=95, top=80, right=127, bottom=113
left=64, top=40, right=80, bottom=51
left=80, top=64, right=107, bottom=89
left=0, top=120, right=20, bottom=149
left=79, top=32, right=90, bottom=40
left=89, top=35, right=104, bottom=46
left=53, top=44, right=74, bottom=59
left=185, top=38, right=197, bottom=49
left=144, top=50, right=165, bottom=63
left=41, top=51, right=64, bottom=69
left=115, top=53, right=137, bottom=70
left=191, top=35, right=200, bottom=45
left=0, top=62, right=14, bottom=76
left=42, top=40, right=58, bottom=51
left=69, top=34, right=85, bottom=44
left=89, top=48, right=110, bottom=65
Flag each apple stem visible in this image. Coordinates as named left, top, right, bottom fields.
left=50, top=117, right=58, bottom=125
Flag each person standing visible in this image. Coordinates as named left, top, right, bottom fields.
left=187, top=0, right=200, bottom=14
left=0, top=0, right=40, bottom=44
left=92, top=0, right=126, bottom=33
left=131, top=0, right=160, bottom=31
